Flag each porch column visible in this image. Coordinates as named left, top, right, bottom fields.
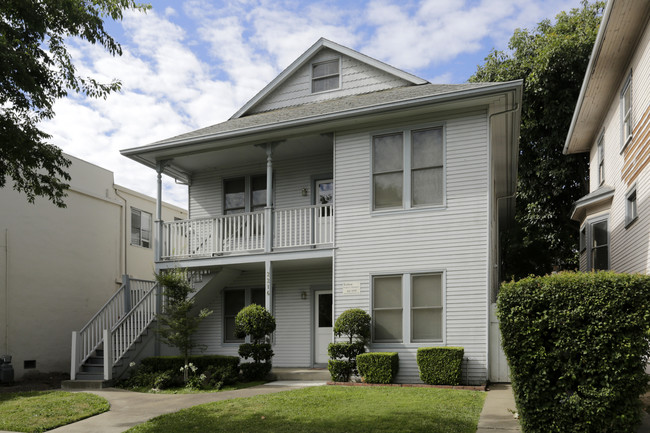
left=155, top=161, right=164, bottom=262
left=265, top=260, right=273, bottom=315
left=265, top=144, right=274, bottom=253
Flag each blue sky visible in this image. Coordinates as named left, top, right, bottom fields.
left=40, top=0, right=584, bottom=208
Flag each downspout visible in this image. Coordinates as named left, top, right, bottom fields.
left=3, top=229, right=8, bottom=354
left=114, top=187, right=128, bottom=277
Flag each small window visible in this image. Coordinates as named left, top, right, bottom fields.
left=372, top=276, right=403, bottom=342
left=626, top=187, right=638, bottom=227
left=597, top=134, right=605, bottom=185
left=223, top=288, right=265, bottom=343
left=591, top=220, right=609, bottom=270
left=621, top=73, right=633, bottom=147
left=312, top=59, right=340, bottom=93
left=579, top=226, right=586, bottom=252
left=131, top=208, right=152, bottom=248
left=224, top=175, right=266, bottom=214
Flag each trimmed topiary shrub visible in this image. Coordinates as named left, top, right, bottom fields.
left=416, top=347, right=463, bottom=385
left=328, top=309, right=371, bottom=382
left=357, top=352, right=399, bottom=384
left=235, top=304, right=276, bottom=381
left=498, top=272, right=650, bottom=433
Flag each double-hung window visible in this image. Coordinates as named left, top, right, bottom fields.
left=131, top=208, right=152, bottom=248
left=626, top=186, right=638, bottom=227
left=223, top=288, right=265, bottom=343
left=312, top=58, right=340, bottom=93
left=597, top=134, right=605, bottom=185
left=589, top=218, right=609, bottom=270
left=224, top=175, right=267, bottom=214
left=621, top=72, right=633, bottom=148
left=372, top=126, right=444, bottom=210
left=372, top=272, right=444, bottom=344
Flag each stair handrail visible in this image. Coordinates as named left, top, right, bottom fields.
left=110, top=282, right=160, bottom=365
left=74, top=281, right=129, bottom=371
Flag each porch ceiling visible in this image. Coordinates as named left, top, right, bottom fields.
left=160, top=133, right=332, bottom=176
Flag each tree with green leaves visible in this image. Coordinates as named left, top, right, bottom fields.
left=0, top=0, right=148, bottom=207
left=155, top=269, right=212, bottom=382
left=470, top=1, right=604, bottom=279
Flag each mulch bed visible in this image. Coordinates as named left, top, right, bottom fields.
left=327, top=381, right=486, bottom=391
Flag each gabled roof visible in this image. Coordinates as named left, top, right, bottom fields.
left=134, top=81, right=503, bottom=150
left=231, top=37, right=428, bottom=119
left=564, top=0, right=650, bottom=154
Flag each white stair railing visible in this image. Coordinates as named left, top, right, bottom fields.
left=70, top=277, right=156, bottom=380
left=110, top=282, right=160, bottom=367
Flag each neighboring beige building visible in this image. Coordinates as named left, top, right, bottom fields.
left=0, top=154, right=186, bottom=379
left=565, top=1, right=650, bottom=273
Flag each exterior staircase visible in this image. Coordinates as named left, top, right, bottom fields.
left=64, top=269, right=241, bottom=389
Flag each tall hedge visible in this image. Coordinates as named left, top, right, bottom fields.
left=498, top=272, right=650, bottom=433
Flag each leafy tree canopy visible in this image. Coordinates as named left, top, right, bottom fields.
left=470, top=1, right=604, bottom=279
left=0, top=0, right=148, bottom=207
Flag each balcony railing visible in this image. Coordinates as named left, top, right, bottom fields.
left=161, top=204, right=333, bottom=260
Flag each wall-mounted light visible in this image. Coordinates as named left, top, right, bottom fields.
left=301, top=291, right=307, bottom=300
left=301, top=188, right=309, bottom=197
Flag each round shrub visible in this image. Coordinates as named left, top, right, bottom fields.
left=333, top=308, right=370, bottom=343
left=235, top=304, right=276, bottom=343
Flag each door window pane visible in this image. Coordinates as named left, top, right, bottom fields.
left=318, top=293, right=333, bottom=328
left=224, top=290, right=245, bottom=343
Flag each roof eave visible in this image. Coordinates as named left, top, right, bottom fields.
left=121, top=80, right=523, bottom=160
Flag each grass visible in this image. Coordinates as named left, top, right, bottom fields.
left=127, top=385, right=486, bottom=433
left=122, top=380, right=266, bottom=394
left=0, top=390, right=110, bottom=433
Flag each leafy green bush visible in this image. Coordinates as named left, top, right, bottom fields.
left=334, top=308, right=371, bottom=343
left=416, top=347, right=463, bottom=385
left=357, top=352, right=399, bottom=384
left=328, top=309, right=371, bottom=382
left=236, top=304, right=276, bottom=381
left=140, top=355, right=239, bottom=378
left=327, top=360, right=351, bottom=382
left=498, top=272, right=650, bottom=433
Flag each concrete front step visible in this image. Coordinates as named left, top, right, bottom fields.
left=271, top=367, right=330, bottom=381
left=62, top=379, right=112, bottom=390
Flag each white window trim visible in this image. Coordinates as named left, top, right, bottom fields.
left=310, top=57, right=341, bottom=94
left=621, top=71, right=633, bottom=151
left=597, top=131, right=605, bottom=186
left=625, top=184, right=638, bottom=228
left=130, top=207, right=152, bottom=249
left=584, top=215, right=610, bottom=271
left=371, top=270, right=446, bottom=348
left=369, top=122, right=447, bottom=214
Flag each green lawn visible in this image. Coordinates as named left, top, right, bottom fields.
left=0, top=390, right=109, bottom=433
left=127, top=386, right=485, bottom=433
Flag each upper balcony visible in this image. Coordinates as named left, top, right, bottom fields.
left=161, top=204, right=333, bottom=260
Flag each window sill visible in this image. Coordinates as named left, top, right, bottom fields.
left=130, top=243, right=152, bottom=250
left=620, top=134, right=634, bottom=153
left=371, top=341, right=445, bottom=349
left=371, top=204, right=447, bottom=216
left=625, top=216, right=638, bottom=229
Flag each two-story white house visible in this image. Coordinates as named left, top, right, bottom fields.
left=565, top=1, right=650, bottom=273
left=72, top=38, right=521, bottom=385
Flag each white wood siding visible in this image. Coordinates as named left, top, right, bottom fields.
left=581, top=21, right=650, bottom=274
left=193, top=266, right=331, bottom=367
left=334, top=109, right=490, bottom=384
left=189, top=152, right=332, bottom=219
left=250, top=49, right=411, bottom=114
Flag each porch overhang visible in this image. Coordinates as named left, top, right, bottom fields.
left=120, top=81, right=523, bottom=182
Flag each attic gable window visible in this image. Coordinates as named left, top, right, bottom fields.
left=312, top=59, right=340, bottom=93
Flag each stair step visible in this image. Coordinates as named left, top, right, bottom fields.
left=86, top=356, right=103, bottom=365
left=81, top=364, right=104, bottom=373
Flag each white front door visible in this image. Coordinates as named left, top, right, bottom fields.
left=314, top=290, right=333, bottom=365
